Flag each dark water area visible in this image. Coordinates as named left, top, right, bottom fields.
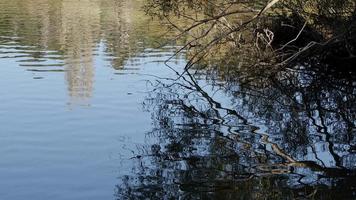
left=0, top=0, right=355, bottom=199
left=120, top=66, right=356, bottom=199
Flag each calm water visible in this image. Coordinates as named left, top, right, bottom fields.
left=0, top=0, right=181, bottom=199
left=0, top=0, right=355, bottom=199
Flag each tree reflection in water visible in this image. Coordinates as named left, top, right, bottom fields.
left=116, top=61, right=356, bottom=199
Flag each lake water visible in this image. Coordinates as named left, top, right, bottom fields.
left=0, top=0, right=355, bottom=199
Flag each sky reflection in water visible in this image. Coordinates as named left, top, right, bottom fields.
left=0, top=0, right=355, bottom=199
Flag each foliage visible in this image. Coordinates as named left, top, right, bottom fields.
left=144, top=0, right=356, bottom=70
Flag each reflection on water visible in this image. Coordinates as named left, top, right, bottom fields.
left=0, top=0, right=355, bottom=199
left=0, top=0, right=180, bottom=199
left=61, top=0, right=99, bottom=102
left=117, top=63, right=356, bottom=198
left=0, top=0, right=165, bottom=105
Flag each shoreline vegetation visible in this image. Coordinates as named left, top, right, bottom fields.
left=115, top=1, right=356, bottom=199
left=144, top=0, right=356, bottom=72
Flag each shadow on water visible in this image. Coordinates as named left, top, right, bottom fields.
left=116, top=59, right=356, bottom=199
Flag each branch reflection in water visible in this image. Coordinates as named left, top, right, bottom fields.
left=116, top=60, right=356, bottom=199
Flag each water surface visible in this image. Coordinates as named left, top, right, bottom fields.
left=0, top=0, right=355, bottom=199
left=0, top=1, right=181, bottom=199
